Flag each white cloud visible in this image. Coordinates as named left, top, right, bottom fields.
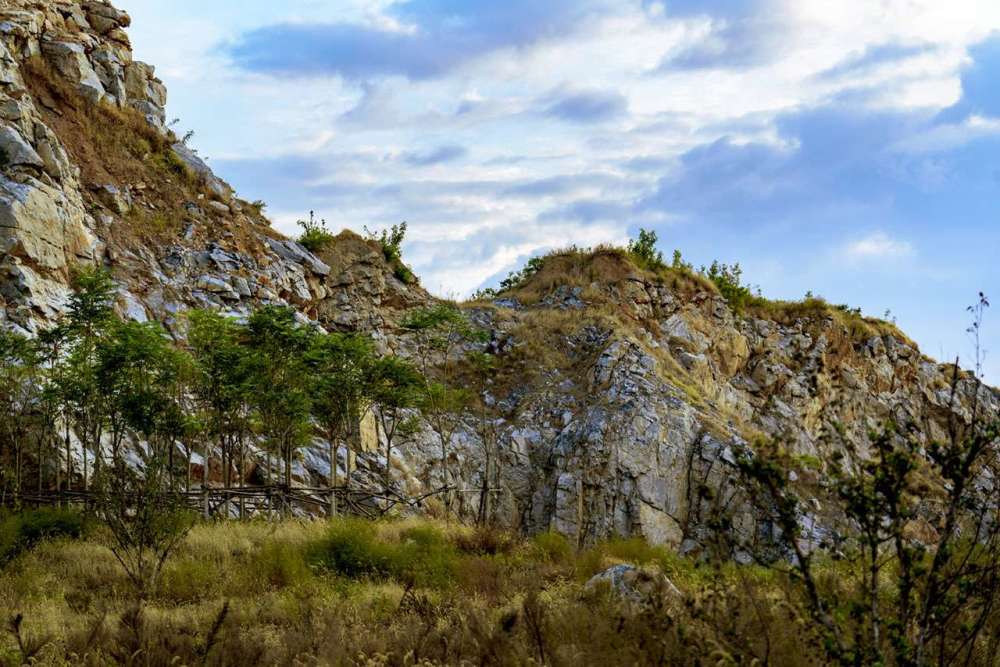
left=114, top=0, right=1000, bottom=301
left=893, top=115, right=1000, bottom=154
left=842, top=232, right=915, bottom=261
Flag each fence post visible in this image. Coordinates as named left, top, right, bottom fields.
left=203, top=488, right=209, bottom=519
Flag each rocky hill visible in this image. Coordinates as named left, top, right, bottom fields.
left=0, top=0, right=429, bottom=340
left=1, top=0, right=996, bottom=550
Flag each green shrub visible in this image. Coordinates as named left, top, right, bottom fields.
left=627, top=228, right=666, bottom=272
left=531, top=531, right=572, bottom=563
left=297, top=210, right=335, bottom=253
left=160, top=557, right=219, bottom=602
left=703, top=260, right=759, bottom=312
left=310, top=520, right=458, bottom=588
left=396, top=525, right=459, bottom=588
left=311, top=519, right=394, bottom=578
left=0, top=508, right=86, bottom=563
left=366, top=222, right=418, bottom=285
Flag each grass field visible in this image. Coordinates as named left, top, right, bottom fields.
left=0, top=512, right=824, bottom=666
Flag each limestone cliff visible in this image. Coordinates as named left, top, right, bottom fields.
left=1, top=1, right=996, bottom=550
left=0, top=0, right=429, bottom=338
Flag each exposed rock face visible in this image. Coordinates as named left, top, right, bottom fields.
left=0, top=0, right=430, bottom=337
left=377, top=257, right=998, bottom=549
left=1, top=1, right=997, bottom=553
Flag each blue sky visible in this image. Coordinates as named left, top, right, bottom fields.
left=116, top=0, right=1000, bottom=383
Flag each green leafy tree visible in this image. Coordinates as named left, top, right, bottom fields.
left=0, top=331, right=43, bottom=505
left=58, top=266, right=117, bottom=489
left=306, top=332, right=377, bottom=515
left=187, top=310, right=253, bottom=497
left=367, top=356, right=424, bottom=496
left=244, top=307, right=315, bottom=497
left=403, top=304, right=483, bottom=515
left=95, top=321, right=187, bottom=474
left=35, top=325, right=78, bottom=496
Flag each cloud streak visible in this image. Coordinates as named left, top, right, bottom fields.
left=401, top=145, right=468, bottom=166
left=543, top=89, right=628, bottom=123
left=225, top=0, right=609, bottom=80
left=842, top=232, right=915, bottom=261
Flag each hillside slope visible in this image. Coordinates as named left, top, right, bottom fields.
left=0, top=0, right=429, bottom=338
left=0, top=0, right=996, bottom=549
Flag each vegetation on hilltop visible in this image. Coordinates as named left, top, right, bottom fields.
left=366, top=222, right=418, bottom=285
left=475, top=228, right=913, bottom=346
left=295, top=211, right=336, bottom=254
left=297, top=219, right=419, bottom=285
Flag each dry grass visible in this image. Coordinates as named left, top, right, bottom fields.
left=492, top=246, right=716, bottom=309
left=20, top=58, right=274, bottom=253
left=0, top=516, right=829, bottom=666
left=4, top=516, right=1000, bottom=665
left=746, top=297, right=917, bottom=348
left=478, top=246, right=915, bottom=357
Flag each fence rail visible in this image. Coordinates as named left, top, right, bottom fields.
left=0, top=485, right=448, bottom=519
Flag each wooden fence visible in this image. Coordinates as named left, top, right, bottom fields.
left=1, top=485, right=449, bottom=520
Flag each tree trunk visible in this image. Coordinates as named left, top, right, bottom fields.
left=55, top=429, right=62, bottom=505
left=440, top=435, right=450, bottom=517
left=64, top=419, right=71, bottom=493
left=37, top=433, right=44, bottom=495
left=329, top=434, right=337, bottom=518
left=82, top=440, right=89, bottom=492
left=381, top=418, right=391, bottom=493
left=239, top=446, right=246, bottom=520
left=203, top=440, right=210, bottom=489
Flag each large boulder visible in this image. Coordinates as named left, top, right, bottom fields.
left=585, top=564, right=681, bottom=607
left=0, top=124, right=42, bottom=168
left=41, top=40, right=106, bottom=103
left=0, top=176, right=96, bottom=270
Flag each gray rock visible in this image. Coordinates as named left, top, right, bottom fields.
left=207, top=200, right=230, bottom=215
left=171, top=143, right=232, bottom=200
left=0, top=125, right=43, bottom=168
left=196, top=274, right=233, bottom=294
left=585, top=564, right=681, bottom=604
left=266, top=238, right=331, bottom=276
left=41, top=40, right=106, bottom=103
left=93, top=184, right=131, bottom=214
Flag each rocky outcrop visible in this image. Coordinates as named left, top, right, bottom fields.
left=0, top=0, right=430, bottom=337
left=372, top=254, right=998, bottom=549
left=0, top=1, right=996, bottom=554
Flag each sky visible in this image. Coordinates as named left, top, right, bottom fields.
left=115, top=0, right=1000, bottom=383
